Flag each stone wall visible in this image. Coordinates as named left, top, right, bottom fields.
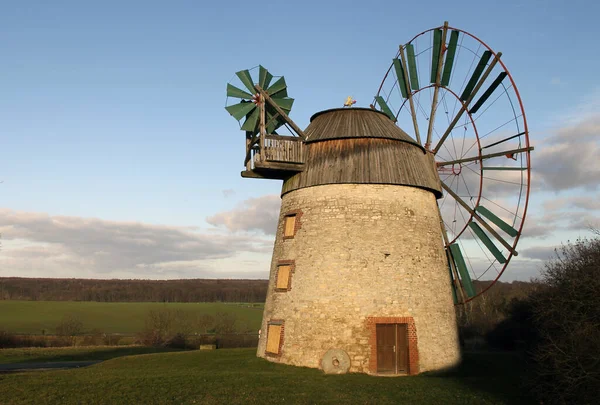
left=257, top=184, right=461, bottom=374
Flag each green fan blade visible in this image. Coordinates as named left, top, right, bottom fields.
left=469, top=72, right=507, bottom=114
left=448, top=261, right=458, bottom=304
left=225, top=101, right=256, bottom=121
left=476, top=205, right=518, bottom=237
left=441, top=30, right=459, bottom=86
left=460, top=50, right=492, bottom=101
left=406, top=44, right=419, bottom=90
left=241, top=106, right=260, bottom=132
left=272, top=97, right=294, bottom=112
left=393, top=58, right=408, bottom=98
left=259, top=65, right=273, bottom=89
left=236, top=69, right=256, bottom=93
left=375, top=96, right=395, bottom=120
left=266, top=111, right=285, bottom=133
left=468, top=222, right=507, bottom=264
left=431, top=29, right=442, bottom=83
left=227, top=83, right=253, bottom=99
left=449, top=243, right=476, bottom=298
left=267, top=77, right=288, bottom=98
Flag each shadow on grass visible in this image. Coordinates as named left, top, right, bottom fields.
left=424, top=350, right=534, bottom=404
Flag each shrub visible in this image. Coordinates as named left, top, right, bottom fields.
left=55, top=315, right=84, bottom=336
left=525, top=236, right=600, bottom=404
left=137, top=309, right=194, bottom=347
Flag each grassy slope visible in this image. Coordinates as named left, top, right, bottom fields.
left=0, top=346, right=184, bottom=364
left=0, top=301, right=263, bottom=334
left=0, top=349, right=533, bottom=405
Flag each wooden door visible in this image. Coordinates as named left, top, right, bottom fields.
left=376, top=323, right=408, bottom=374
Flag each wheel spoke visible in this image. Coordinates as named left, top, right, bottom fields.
left=399, top=45, right=421, bottom=144
left=426, top=22, right=448, bottom=148
left=437, top=146, right=533, bottom=166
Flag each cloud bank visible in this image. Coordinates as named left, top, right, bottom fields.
left=0, top=209, right=272, bottom=279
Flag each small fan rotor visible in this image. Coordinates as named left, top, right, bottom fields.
left=225, top=66, right=294, bottom=135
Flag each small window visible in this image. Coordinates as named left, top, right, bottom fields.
left=266, top=324, right=282, bottom=354
left=284, top=215, right=296, bottom=237
left=276, top=265, right=291, bottom=290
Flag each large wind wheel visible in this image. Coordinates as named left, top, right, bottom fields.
left=225, top=66, right=294, bottom=135
left=373, top=22, right=533, bottom=304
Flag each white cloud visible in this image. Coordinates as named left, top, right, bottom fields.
left=0, top=208, right=271, bottom=279
left=206, top=194, right=281, bottom=235
left=222, top=189, right=236, bottom=198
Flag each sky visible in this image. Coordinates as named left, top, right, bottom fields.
left=0, top=0, right=598, bottom=282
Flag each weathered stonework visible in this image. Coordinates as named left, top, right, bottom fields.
left=257, top=184, right=461, bottom=374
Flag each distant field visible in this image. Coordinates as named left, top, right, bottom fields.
left=0, top=349, right=533, bottom=404
left=0, top=301, right=263, bottom=334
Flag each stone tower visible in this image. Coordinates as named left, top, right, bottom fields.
left=256, top=108, right=461, bottom=375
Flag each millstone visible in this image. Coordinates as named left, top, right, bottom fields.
left=321, top=349, right=351, bottom=374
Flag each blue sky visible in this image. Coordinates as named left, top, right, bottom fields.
left=0, top=0, right=598, bottom=281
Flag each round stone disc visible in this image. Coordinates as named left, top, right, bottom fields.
left=321, top=349, right=351, bottom=374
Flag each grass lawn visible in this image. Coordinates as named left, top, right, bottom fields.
left=0, top=349, right=533, bottom=404
left=0, top=301, right=263, bottom=334
left=0, top=346, right=185, bottom=364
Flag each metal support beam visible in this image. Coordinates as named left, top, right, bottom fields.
left=426, top=21, right=448, bottom=149
left=399, top=45, right=421, bottom=144
left=436, top=146, right=534, bottom=167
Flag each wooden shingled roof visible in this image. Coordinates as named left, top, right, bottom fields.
left=304, top=108, right=423, bottom=151
left=281, top=108, right=442, bottom=198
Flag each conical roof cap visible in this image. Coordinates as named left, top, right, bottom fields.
left=304, top=108, right=424, bottom=151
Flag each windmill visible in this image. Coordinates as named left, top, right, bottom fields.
left=225, top=22, right=533, bottom=376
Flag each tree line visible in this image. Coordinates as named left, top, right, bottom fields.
left=0, top=277, right=268, bottom=303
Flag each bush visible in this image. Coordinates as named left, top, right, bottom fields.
left=485, top=298, right=537, bottom=350
left=55, top=315, right=84, bottom=336
left=137, top=309, right=195, bottom=347
left=525, top=236, right=600, bottom=404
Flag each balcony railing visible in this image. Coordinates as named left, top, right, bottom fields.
left=244, top=135, right=305, bottom=178
left=256, top=134, right=305, bottom=164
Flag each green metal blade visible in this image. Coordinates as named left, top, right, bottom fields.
left=406, top=44, right=419, bottom=90
left=258, top=65, right=273, bottom=89
left=266, top=111, right=285, bottom=133
left=266, top=77, right=288, bottom=98
left=469, top=72, right=507, bottom=114
left=476, top=206, right=518, bottom=237
left=393, top=58, right=408, bottom=98
left=449, top=243, right=476, bottom=298
left=225, top=101, right=256, bottom=121
left=469, top=222, right=507, bottom=264
left=430, top=30, right=442, bottom=83
left=460, top=50, right=492, bottom=101
left=272, top=97, right=294, bottom=112
left=448, top=260, right=458, bottom=304
left=441, top=30, right=459, bottom=86
left=375, top=96, right=395, bottom=120
left=241, top=106, right=260, bottom=132
left=227, top=83, right=253, bottom=99
left=236, top=69, right=256, bottom=93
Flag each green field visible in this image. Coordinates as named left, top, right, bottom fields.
left=0, top=301, right=263, bottom=334
left=0, top=349, right=532, bottom=404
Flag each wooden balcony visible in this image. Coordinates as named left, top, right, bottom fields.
left=242, top=134, right=305, bottom=179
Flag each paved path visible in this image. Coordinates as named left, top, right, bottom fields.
left=0, top=361, right=101, bottom=373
